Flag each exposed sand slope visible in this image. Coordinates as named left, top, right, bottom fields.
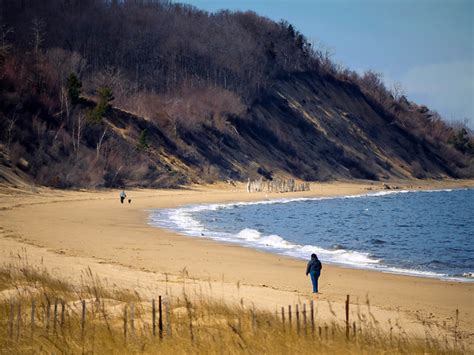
left=0, top=179, right=473, bottom=347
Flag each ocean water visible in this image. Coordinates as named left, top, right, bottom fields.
left=149, top=189, right=474, bottom=281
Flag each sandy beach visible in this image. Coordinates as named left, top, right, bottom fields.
left=1, top=179, right=473, bottom=347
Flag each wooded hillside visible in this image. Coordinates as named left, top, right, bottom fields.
left=0, top=0, right=472, bottom=187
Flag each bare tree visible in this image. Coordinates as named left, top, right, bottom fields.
left=31, top=17, right=45, bottom=54
left=59, top=85, right=71, bottom=122
left=46, top=48, right=87, bottom=82
left=96, top=126, right=108, bottom=159
left=6, top=114, right=17, bottom=153
left=71, top=112, right=84, bottom=156
left=391, top=82, right=404, bottom=101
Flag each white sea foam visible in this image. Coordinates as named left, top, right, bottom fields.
left=148, top=188, right=472, bottom=282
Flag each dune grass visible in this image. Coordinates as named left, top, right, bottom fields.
left=0, top=257, right=465, bottom=354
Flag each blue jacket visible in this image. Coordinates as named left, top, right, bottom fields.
left=306, top=258, right=322, bottom=275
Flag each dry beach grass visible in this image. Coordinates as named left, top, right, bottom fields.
left=0, top=257, right=467, bottom=354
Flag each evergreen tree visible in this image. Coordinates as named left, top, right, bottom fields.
left=449, top=128, right=473, bottom=154
left=137, top=129, right=149, bottom=150
left=67, top=73, right=82, bottom=105
left=97, top=86, right=114, bottom=103
left=287, top=24, right=295, bottom=38
left=88, top=86, right=114, bottom=123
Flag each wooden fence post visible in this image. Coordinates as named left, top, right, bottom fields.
left=123, top=306, right=128, bottom=340
left=281, top=307, right=285, bottom=330
left=253, top=308, right=258, bottom=331
left=81, top=300, right=86, bottom=339
left=152, top=299, right=156, bottom=337
left=53, top=299, right=58, bottom=334
left=46, top=299, right=51, bottom=332
left=345, top=295, right=350, bottom=339
left=310, top=300, right=315, bottom=336
left=159, top=295, right=163, bottom=339
left=60, top=300, right=65, bottom=328
left=303, top=303, right=307, bottom=336
left=296, top=304, right=300, bottom=335
left=288, top=305, right=292, bottom=330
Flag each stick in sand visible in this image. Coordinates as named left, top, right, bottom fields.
left=345, top=295, right=350, bottom=339
left=152, top=299, right=156, bottom=336
left=81, top=300, right=86, bottom=338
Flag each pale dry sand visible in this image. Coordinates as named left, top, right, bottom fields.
left=0, top=179, right=473, bottom=346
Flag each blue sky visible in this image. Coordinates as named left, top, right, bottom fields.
left=182, top=0, right=474, bottom=127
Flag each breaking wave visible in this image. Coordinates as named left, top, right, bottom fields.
left=148, top=188, right=472, bottom=282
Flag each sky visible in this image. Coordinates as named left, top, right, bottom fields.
left=181, top=0, right=474, bottom=128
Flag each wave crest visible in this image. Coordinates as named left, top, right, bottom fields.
left=148, top=188, right=472, bottom=282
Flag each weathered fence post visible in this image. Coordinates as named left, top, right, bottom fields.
left=60, top=300, right=65, bottom=328
left=81, top=300, right=86, bottom=339
left=303, top=303, right=307, bottom=336
left=152, top=299, right=156, bottom=337
left=123, top=306, right=128, bottom=340
left=310, top=300, right=315, bottom=336
left=159, top=295, right=163, bottom=339
left=53, top=299, right=58, bottom=334
left=296, top=304, right=300, bottom=335
left=46, top=299, right=51, bottom=332
left=345, top=295, right=350, bottom=339
left=288, top=305, right=292, bottom=330
left=281, top=307, right=285, bottom=330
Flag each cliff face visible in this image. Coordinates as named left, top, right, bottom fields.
left=76, top=73, right=470, bottom=186
left=228, top=72, right=461, bottom=181
left=0, top=71, right=470, bottom=188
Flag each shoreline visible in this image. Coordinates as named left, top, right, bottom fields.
left=147, top=186, right=473, bottom=283
left=1, top=179, right=474, bottom=347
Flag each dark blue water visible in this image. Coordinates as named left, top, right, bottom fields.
left=149, top=189, right=474, bottom=281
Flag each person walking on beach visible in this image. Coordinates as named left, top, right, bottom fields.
left=120, top=190, right=126, bottom=204
left=306, top=253, right=322, bottom=293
